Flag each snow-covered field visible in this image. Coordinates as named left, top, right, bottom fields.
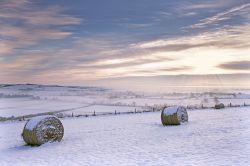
left=1, top=84, right=250, bottom=165
left=1, top=84, right=250, bottom=119
left=0, top=107, right=250, bottom=166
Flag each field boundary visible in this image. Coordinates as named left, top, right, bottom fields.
left=1, top=102, right=249, bottom=122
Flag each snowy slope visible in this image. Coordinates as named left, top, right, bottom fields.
left=0, top=107, right=250, bottom=166
left=1, top=84, right=250, bottom=118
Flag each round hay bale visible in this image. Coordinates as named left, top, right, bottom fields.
left=215, top=103, right=225, bottom=109
left=161, top=106, right=188, bottom=125
left=22, top=116, right=64, bottom=146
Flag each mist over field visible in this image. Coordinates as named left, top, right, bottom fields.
left=88, top=74, right=250, bottom=93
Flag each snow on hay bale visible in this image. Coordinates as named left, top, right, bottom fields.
left=161, top=106, right=188, bottom=125
left=22, top=116, right=64, bottom=146
left=215, top=103, right=225, bottom=109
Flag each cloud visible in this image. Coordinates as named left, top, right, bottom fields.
left=0, top=0, right=81, bottom=56
left=161, top=66, right=193, bottom=71
left=182, top=12, right=198, bottom=17
left=185, top=3, right=221, bottom=10
left=119, top=23, right=154, bottom=28
left=187, top=3, right=250, bottom=29
left=0, top=0, right=29, bottom=8
left=134, top=66, right=193, bottom=74
left=134, top=24, right=250, bottom=51
left=1, top=21, right=249, bottom=80
left=0, top=33, right=179, bottom=80
left=181, top=0, right=246, bottom=10
left=0, top=43, right=12, bottom=54
left=1, top=0, right=249, bottom=82
left=218, top=61, right=250, bottom=70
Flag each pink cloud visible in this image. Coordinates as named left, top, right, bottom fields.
left=0, top=0, right=81, bottom=56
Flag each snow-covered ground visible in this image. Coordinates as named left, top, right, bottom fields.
left=1, top=84, right=250, bottom=118
left=0, top=107, right=250, bottom=166
left=1, top=84, right=250, bottom=165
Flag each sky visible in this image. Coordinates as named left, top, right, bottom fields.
left=0, top=0, right=250, bottom=87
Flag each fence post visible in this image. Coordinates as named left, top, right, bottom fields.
left=115, top=110, right=116, bottom=115
left=72, top=112, right=73, bottom=117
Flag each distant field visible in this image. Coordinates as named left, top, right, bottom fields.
left=1, top=84, right=250, bottom=118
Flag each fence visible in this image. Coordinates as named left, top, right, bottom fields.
left=1, top=102, right=250, bottom=122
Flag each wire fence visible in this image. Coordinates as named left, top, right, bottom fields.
left=1, top=102, right=249, bottom=122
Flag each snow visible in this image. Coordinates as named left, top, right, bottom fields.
left=1, top=84, right=250, bottom=165
left=25, top=115, right=55, bottom=131
left=163, top=106, right=179, bottom=115
left=68, top=105, right=142, bottom=115
left=1, top=107, right=250, bottom=166
left=1, top=84, right=250, bottom=118
left=0, top=98, right=87, bottom=117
